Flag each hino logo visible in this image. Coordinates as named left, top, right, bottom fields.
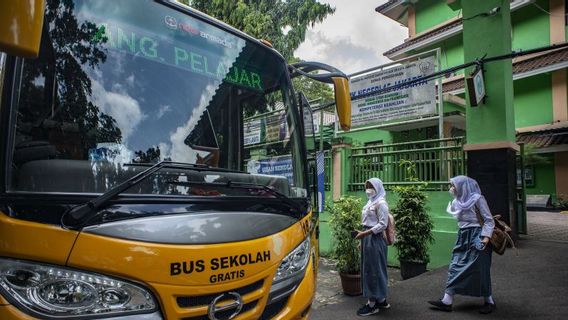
left=164, top=15, right=178, bottom=29
left=207, top=292, right=243, bottom=320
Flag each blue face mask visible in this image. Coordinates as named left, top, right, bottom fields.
left=365, top=189, right=376, bottom=198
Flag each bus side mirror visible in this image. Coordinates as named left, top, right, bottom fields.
left=331, top=77, right=352, bottom=131
left=289, top=61, right=352, bottom=132
left=0, top=0, right=46, bottom=57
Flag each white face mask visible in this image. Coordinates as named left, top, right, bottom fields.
left=365, top=189, right=376, bottom=198
left=449, top=187, right=456, bottom=198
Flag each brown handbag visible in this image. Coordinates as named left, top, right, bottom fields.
left=475, top=207, right=515, bottom=255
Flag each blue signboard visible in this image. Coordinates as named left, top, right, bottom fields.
left=247, top=156, right=293, bottom=184
left=317, top=151, right=325, bottom=213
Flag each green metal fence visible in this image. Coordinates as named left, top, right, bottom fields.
left=349, top=137, right=466, bottom=191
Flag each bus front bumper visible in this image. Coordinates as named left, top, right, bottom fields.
left=0, top=254, right=316, bottom=320
left=0, top=304, right=163, bottom=319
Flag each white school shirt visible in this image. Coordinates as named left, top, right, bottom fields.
left=362, top=200, right=389, bottom=235
left=447, top=196, right=495, bottom=238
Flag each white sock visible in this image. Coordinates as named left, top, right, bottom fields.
left=442, top=293, right=453, bottom=305
left=367, top=299, right=376, bottom=307
left=484, top=296, right=494, bottom=304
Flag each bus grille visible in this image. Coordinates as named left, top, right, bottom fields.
left=181, top=300, right=258, bottom=320
left=176, top=279, right=264, bottom=308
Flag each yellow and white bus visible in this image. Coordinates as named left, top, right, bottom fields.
left=0, top=0, right=351, bottom=319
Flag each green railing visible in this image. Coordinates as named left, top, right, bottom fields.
left=349, top=137, right=466, bottom=191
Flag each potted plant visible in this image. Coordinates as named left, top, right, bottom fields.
left=391, top=160, right=434, bottom=280
left=328, top=196, right=362, bottom=295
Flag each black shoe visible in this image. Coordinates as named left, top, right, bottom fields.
left=357, top=304, right=379, bottom=316
left=428, top=300, right=452, bottom=312
left=376, top=299, right=391, bottom=309
left=479, top=302, right=496, bottom=314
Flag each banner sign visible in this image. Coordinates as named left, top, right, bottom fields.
left=265, top=113, right=288, bottom=143
left=316, top=151, right=325, bottom=212
left=243, top=110, right=289, bottom=146
left=247, top=156, right=293, bottom=184
left=313, top=111, right=335, bottom=134
left=244, top=119, right=262, bottom=146
left=348, top=56, right=437, bottom=128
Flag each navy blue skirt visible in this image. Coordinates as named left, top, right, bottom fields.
left=445, top=227, right=492, bottom=297
left=361, top=229, right=388, bottom=300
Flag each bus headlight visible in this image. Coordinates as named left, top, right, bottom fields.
left=0, top=258, right=158, bottom=319
left=268, top=237, right=311, bottom=305
left=273, top=237, right=311, bottom=284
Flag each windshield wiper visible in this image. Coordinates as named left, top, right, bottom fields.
left=228, top=181, right=307, bottom=217
left=166, top=179, right=306, bottom=216
left=61, top=161, right=224, bottom=229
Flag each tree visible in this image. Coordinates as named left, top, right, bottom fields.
left=178, top=0, right=334, bottom=60
left=292, top=76, right=334, bottom=104
left=19, top=0, right=122, bottom=157
left=134, top=147, right=163, bottom=164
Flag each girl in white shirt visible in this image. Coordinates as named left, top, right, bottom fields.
left=354, top=178, right=390, bottom=316
left=428, top=175, right=496, bottom=314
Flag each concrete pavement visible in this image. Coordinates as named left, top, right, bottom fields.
left=311, top=211, right=568, bottom=319
left=524, top=210, right=568, bottom=242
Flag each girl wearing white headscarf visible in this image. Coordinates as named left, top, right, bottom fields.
left=354, top=178, right=390, bottom=316
left=428, top=175, right=496, bottom=314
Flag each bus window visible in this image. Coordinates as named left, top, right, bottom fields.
left=7, top=0, right=307, bottom=199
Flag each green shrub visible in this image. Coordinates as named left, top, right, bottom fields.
left=553, top=195, right=568, bottom=210
left=391, top=160, right=434, bottom=264
left=328, top=196, right=362, bottom=274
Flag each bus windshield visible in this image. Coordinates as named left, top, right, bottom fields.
left=7, top=0, right=307, bottom=198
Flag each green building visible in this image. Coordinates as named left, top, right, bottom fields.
left=318, top=0, right=568, bottom=268
left=376, top=0, right=568, bottom=204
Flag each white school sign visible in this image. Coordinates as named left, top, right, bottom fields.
left=348, top=56, right=437, bottom=129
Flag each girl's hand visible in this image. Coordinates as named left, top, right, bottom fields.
left=354, top=230, right=370, bottom=240
left=473, top=236, right=490, bottom=251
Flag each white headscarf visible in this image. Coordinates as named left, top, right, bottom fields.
left=363, top=178, right=386, bottom=210
left=447, top=175, right=482, bottom=215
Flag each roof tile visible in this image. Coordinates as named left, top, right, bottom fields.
left=376, top=0, right=401, bottom=13
left=517, top=129, right=568, bottom=148
left=384, top=19, right=463, bottom=56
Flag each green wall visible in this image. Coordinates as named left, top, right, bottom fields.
left=513, top=74, right=553, bottom=127
left=415, top=0, right=550, bottom=50
left=440, top=36, right=464, bottom=71
left=512, top=0, right=550, bottom=51
left=415, top=0, right=460, bottom=34
left=419, top=35, right=464, bottom=75
left=319, top=190, right=458, bottom=269
left=463, top=0, right=516, bottom=144
left=526, top=155, right=557, bottom=200
left=340, top=129, right=392, bottom=146
left=412, top=0, right=549, bottom=70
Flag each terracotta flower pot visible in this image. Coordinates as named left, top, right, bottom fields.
left=339, top=272, right=362, bottom=296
